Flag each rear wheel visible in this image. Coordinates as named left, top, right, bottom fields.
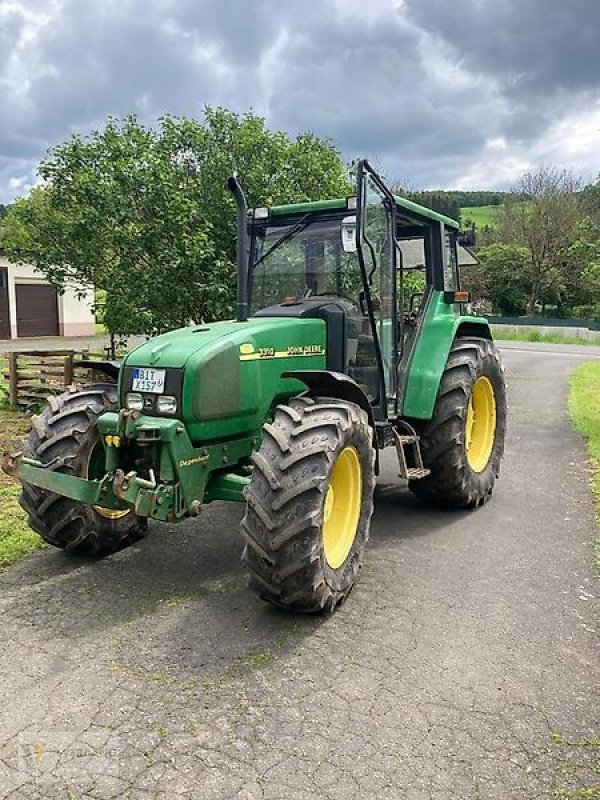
left=242, top=396, right=375, bottom=612
left=409, top=337, right=507, bottom=508
left=19, top=383, right=146, bottom=555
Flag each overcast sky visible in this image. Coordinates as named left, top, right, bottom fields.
left=1, top=0, right=599, bottom=203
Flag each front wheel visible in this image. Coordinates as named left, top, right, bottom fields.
left=19, top=384, right=146, bottom=555
left=409, top=337, right=507, bottom=509
left=242, top=396, right=375, bottom=613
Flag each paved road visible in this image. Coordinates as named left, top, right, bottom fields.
left=497, top=339, right=600, bottom=358
left=0, top=345, right=597, bottom=799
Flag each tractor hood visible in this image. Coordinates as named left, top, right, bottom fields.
left=124, top=318, right=317, bottom=370
left=122, top=316, right=328, bottom=443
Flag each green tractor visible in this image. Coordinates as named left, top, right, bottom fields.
left=3, top=161, right=506, bottom=612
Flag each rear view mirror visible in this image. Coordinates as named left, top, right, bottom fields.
left=341, top=215, right=357, bottom=253
left=457, top=226, right=477, bottom=247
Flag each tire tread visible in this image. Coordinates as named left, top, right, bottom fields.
left=409, top=337, right=507, bottom=509
left=242, top=396, right=375, bottom=612
left=18, top=383, right=146, bottom=556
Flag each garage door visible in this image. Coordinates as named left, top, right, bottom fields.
left=16, top=283, right=59, bottom=337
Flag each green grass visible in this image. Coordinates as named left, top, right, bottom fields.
left=494, top=329, right=600, bottom=346
left=569, top=362, right=600, bottom=567
left=550, top=732, right=600, bottom=798
left=0, top=484, right=44, bottom=568
left=461, top=204, right=502, bottom=229
left=0, top=409, right=44, bottom=569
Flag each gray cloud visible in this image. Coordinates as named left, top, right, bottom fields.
left=1, top=0, right=599, bottom=203
left=404, top=0, right=600, bottom=96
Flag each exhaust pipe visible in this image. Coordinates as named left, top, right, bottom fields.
left=227, top=175, right=249, bottom=323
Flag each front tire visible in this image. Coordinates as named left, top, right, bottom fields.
left=409, top=337, right=507, bottom=509
left=19, top=383, right=146, bottom=556
left=242, top=396, right=375, bottom=613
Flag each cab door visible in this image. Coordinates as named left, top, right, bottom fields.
left=355, top=161, right=397, bottom=420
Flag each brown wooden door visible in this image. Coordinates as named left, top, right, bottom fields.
left=16, top=283, right=59, bottom=337
left=0, top=269, right=10, bottom=339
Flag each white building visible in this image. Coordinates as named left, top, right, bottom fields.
left=0, top=251, right=95, bottom=339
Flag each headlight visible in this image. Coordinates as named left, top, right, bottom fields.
left=156, top=395, right=177, bottom=415
left=125, top=392, right=144, bottom=411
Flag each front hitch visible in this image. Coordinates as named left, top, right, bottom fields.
left=111, top=468, right=183, bottom=520
left=3, top=412, right=256, bottom=523
left=1, top=451, right=126, bottom=509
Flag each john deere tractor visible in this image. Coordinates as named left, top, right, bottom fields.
left=3, top=161, right=506, bottom=612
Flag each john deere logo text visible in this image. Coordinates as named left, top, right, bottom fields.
left=287, top=345, right=324, bottom=356
left=239, top=344, right=325, bottom=361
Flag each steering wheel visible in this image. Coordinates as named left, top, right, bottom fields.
left=300, top=289, right=364, bottom=314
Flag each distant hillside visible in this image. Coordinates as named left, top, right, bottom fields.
left=411, top=190, right=509, bottom=208
left=395, top=188, right=513, bottom=228
left=446, top=191, right=509, bottom=208
left=461, top=205, right=502, bottom=229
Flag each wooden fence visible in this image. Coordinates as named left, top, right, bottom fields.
left=4, top=351, right=109, bottom=408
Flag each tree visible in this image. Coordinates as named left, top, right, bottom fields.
left=580, top=176, right=600, bottom=219
left=496, top=167, right=583, bottom=315
left=565, top=217, right=600, bottom=319
left=466, top=244, right=530, bottom=316
left=451, top=190, right=508, bottom=208
left=1, top=109, right=351, bottom=336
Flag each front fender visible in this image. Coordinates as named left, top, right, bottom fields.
left=283, top=369, right=380, bottom=472
left=77, top=359, right=121, bottom=381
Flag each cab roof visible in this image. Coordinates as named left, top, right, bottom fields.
left=269, top=196, right=460, bottom=230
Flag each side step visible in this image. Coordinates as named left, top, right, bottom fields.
left=392, top=421, right=430, bottom=481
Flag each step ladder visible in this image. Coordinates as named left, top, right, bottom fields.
left=392, top=420, right=430, bottom=480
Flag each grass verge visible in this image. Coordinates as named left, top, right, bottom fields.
left=494, top=329, right=600, bottom=347
left=550, top=732, right=600, bottom=799
left=0, top=409, right=43, bottom=569
left=568, top=362, right=600, bottom=568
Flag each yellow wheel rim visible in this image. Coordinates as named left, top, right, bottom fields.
left=86, top=439, right=130, bottom=521
left=322, top=446, right=362, bottom=569
left=93, top=503, right=130, bottom=521
left=465, top=376, right=497, bottom=473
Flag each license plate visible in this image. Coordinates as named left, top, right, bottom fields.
left=131, top=368, right=166, bottom=394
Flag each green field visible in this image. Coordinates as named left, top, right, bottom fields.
left=461, top=204, right=502, bottom=229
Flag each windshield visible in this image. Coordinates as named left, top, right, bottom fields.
left=249, top=217, right=362, bottom=315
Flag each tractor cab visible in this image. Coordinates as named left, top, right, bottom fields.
left=243, top=161, right=466, bottom=421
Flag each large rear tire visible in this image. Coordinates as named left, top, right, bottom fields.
left=409, top=337, right=507, bottom=509
left=19, top=383, right=146, bottom=556
left=242, top=396, right=375, bottom=613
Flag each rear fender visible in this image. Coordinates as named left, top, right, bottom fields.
left=402, top=302, right=493, bottom=420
